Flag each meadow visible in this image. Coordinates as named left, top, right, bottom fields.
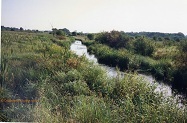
left=1, top=31, right=187, bottom=122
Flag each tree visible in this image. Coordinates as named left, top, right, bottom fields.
left=153, top=36, right=157, bottom=41
left=52, top=28, right=57, bottom=36
left=72, top=31, right=77, bottom=36
left=56, top=30, right=65, bottom=36
left=10, top=28, right=15, bottom=31
left=87, top=34, right=94, bottom=40
left=59, top=28, right=70, bottom=35
left=177, top=32, right=185, bottom=37
left=95, top=31, right=130, bottom=48
left=158, top=37, right=163, bottom=41
left=20, top=27, right=24, bottom=31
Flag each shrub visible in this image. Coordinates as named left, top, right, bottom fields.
left=56, top=30, right=65, bottom=36
left=95, top=31, right=130, bottom=48
left=151, top=60, right=172, bottom=81
left=80, top=64, right=108, bottom=93
left=87, top=34, right=94, bottom=40
left=133, top=38, right=155, bottom=56
left=61, top=80, right=91, bottom=96
left=53, top=69, right=83, bottom=83
left=72, top=31, right=77, bottom=36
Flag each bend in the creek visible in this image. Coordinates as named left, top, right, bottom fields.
left=70, top=40, right=185, bottom=107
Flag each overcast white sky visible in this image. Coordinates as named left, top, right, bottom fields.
left=1, top=0, right=187, bottom=34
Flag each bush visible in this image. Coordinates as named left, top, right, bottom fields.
left=87, top=34, right=94, bottom=40
left=150, top=60, right=172, bottom=81
left=72, top=31, right=77, bottom=36
left=53, top=69, right=83, bottom=83
left=61, top=80, right=91, bottom=96
left=133, top=38, right=155, bottom=56
left=81, top=65, right=107, bottom=92
left=95, top=31, right=130, bottom=48
left=56, top=30, right=65, bottom=36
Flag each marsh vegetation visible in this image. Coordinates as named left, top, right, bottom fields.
left=0, top=30, right=187, bottom=122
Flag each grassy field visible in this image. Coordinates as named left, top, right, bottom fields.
left=1, top=31, right=187, bottom=122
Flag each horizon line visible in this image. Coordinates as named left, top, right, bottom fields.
left=1, top=25, right=187, bottom=36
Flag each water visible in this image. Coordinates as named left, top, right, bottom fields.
left=70, top=41, right=118, bottom=77
left=70, top=40, right=185, bottom=107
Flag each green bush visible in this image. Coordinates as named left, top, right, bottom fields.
left=151, top=60, right=172, bottom=81
left=133, top=38, right=155, bottom=56
left=87, top=34, right=94, bottom=40
left=56, top=30, right=65, bottom=36
left=61, top=80, right=91, bottom=96
left=95, top=31, right=130, bottom=48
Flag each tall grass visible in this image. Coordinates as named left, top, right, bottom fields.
left=85, top=42, right=187, bottom=95
left=1, top=31, right=75, bottom=121
left=33, top=66, right=187, bottom=122
left=1, top=31, right=187, bottom=122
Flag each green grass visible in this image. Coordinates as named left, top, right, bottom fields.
left=1, top=31, right=187, bottom=122
left=85, top=41, right=187, bottom=94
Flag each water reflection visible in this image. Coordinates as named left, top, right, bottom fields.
left=70, top=41, right=98, bottom=63
left=70, top=41, right=120, bottom=77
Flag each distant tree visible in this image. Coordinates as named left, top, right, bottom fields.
left=10, top=28, right=15, bottom=31
left=164, top=37, right=170, bottom=41
left=177, top=32, right=185, bottom=37
left=1, top=26, right=6, bottom=31
left=52, top=28, right=57, bottom=36
left=87, top=34, right=94, bottom=40
left=95, top=30, right=130, bottom=48
left=56, top=30, right=65, bottom=36
left=72, top=31, right=77, bottom=36
left=158, top=37, right=163, bottom=41
left=20, top=27, right=24, bottom=31
left=59, top=28, right=70, bottom=35
left=174, top=37, right=180, bottom=42
left=95, top=32, right=108, bottom=44
left=77, top=32, right=83, bottom=36
left=153, top=36, right=157, bottom=41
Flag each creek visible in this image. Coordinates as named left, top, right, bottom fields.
left=70, top=40, right=185, bottom=107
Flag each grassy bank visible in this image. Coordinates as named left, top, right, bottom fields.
left=83, top=31, right=187, bottom=96
left=1, top=31, right=187, bottom=122
left=86, top=42, right=172, bottom=80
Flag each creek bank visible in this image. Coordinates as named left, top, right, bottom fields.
left=70, top=41, right=186, bottom=106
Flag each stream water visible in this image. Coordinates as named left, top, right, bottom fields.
left=70, top=40, right=185, bottom=107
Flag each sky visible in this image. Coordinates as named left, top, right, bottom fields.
left=1, top=0, right=187, bottom=34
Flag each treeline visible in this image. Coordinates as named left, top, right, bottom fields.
left=126, top=31, right=186, bottom=41
left=1, top=26, right=41, bottom=33
left=1, top=26, right=86, bottom=37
